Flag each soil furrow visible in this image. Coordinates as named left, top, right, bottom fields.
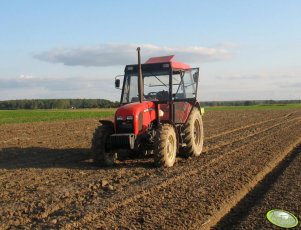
left=61, top=113, right=301, bottom=228
left=81, top=120, right=301, bottom=229
left=206, top=111, right=294, bottom=141
left=214, top=145, right=301, bottom=229
left=50, top=114, right=301, bottom=223
left=1, top=109, right=300, bottom=229
left=205, top=116, right=301, bottom=152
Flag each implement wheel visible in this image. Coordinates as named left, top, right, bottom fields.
left=154, top=124, right=177, bottom=167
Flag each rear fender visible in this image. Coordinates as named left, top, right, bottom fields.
left=180, top=102, right=201, bottom=124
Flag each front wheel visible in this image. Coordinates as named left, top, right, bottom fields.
left=154, top=124, right=177, bottom=167
left=91, top=122, right=117, bottom=166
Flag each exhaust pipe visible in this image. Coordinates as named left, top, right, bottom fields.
left=137, top=47, right=144, bottom=103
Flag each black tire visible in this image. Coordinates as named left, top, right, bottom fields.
left=154, top=124, right=177, bottom=167
left=91, top=122, right=116, bottom=166
left=181, top=107, right=204, bottom=157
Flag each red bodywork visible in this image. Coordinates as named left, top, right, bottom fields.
left=157, top=102, right=192, bottom=123
left=115, top=101, right=156, bottom=135
left=115, top=101, right=193, bottom=135
left=114, top=55, right=193, bottom=136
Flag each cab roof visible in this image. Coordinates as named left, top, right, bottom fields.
left=144, top=55, right=191, bottom=70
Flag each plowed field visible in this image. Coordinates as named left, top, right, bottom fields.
left=215, top=145, right=301, bottom=229
left=1, top=109, right=301, bottom=229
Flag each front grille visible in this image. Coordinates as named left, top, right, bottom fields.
left=116, top=120, right=134, bottom=133
left=110, top=134, right=135, bottom=149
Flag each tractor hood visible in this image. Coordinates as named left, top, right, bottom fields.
left=114, top=101, right=157, bottom=135
left=115, top=101, right=155, bottom=119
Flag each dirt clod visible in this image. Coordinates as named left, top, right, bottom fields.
left=101, top=180, right=109, bottom=187
left=50, top=219, right=57, bottom=224
left=107, top=185, right=114, bottom=191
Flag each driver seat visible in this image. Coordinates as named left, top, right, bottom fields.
left=156, top=90, right=169, bottom=101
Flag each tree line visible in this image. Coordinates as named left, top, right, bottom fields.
left=0, top=99, right=300, bottom=110
left=200, top=100, right=301, bottom=107
left=0, top=99, right=119, bottom=110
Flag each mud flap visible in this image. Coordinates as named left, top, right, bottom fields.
left=200, top=107, right=205, bottom=115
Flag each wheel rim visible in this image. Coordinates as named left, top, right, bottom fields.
left=194, top=119, right=201, bottom=145
left=167, top=135, right=175, bottom=159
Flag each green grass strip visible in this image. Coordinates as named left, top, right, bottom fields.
left=205, top=104, right=301, bottom=111
left=0, top=109, right=115, bottom=124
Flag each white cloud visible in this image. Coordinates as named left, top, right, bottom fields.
left=0, top=76, right=120, bottom=101
left=34, top=43, right=231, bottom=67
left=19, top=74, right=34, bottom=80
left=199, top=72, right=301, bottom=101
left=1, top=71, right=300, bottom=101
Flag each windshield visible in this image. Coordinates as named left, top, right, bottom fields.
left=172, top=68, right=198, bottom=99
left=121, top=68, right=198, bottom=104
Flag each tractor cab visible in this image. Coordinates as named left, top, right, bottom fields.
left=92, top=49, right=204, bottom=168
left=115, top=55, right=199, bottom=124
left=119, top=55, right=199, bottom=104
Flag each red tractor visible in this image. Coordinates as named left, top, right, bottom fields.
left=91, top=48, right=204, bottom=167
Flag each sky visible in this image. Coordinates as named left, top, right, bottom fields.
left=0, top=0, right=301, bottom=101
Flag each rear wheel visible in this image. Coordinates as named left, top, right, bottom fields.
left=91, top=122, right=117, bottom=166
left=154, top=124, right=177, bottom=167
left=181, top=107, right=204, bottom=157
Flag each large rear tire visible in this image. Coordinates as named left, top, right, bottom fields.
left=181, top=107, right=204, bottom=157
left=91, top=122, right=116, bottom=166
left=154, top=124, right=177, bottom=167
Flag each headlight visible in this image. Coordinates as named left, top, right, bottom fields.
left=116, top=116, right=123, bottom=121
left=159, top=110, right=164, bottom=117
left=126, top=115, right=134, bottom=120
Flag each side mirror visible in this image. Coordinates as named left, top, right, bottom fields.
left=115, top=75, right=123, bottom=90
left=193, top=71, right=199, bottom=83
left=115, top=79, right=120, bottom=88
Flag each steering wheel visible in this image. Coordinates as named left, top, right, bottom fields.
left=145, top=92, right=158, bottom=100
left=156, top=90, right=169, bottom=101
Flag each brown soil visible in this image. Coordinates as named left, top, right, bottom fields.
left=215, top=145, right=301, bottom=230
left=0, top=109, right=301, bottom=229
